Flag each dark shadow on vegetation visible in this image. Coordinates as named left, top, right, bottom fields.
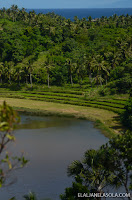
left=0, top=83, right=39, bottom=91
left=9, top=84, right=23, bottom=91
left=0, top=83, right=23, bottom=91
left=110, top=115, right=125, bottom=132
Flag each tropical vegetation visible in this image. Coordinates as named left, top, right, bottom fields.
left=60, top=130, right=132, bottom=200
left=0, top=5, right=132, bottom=200
left=0, top=6, right=131, bottom=94
left=0, top=101, right=28, bottom=188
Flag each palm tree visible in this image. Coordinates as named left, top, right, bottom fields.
left=74, top=16, right=79, bottom=24
left=23, top=192, right=37, bottom=200
left=72, top=49, right=86, bottom=86
left=22, top=60, right=29, bottom=85
left=15, top=63, right=23, bottom=86
left=111, top=50, right=121, bottom=69
left=65, top=58, right=76, bottom=86
left=23, top=55, right=38, bottom=87
left=88, top=16, right=92, bottom=22
left=29, top=54, right=38, bottom=87
left=28, top=57, right=36, bottom=88
left=76, top=60, right=86, bottom=86
left=4, top=61, right=14, bottom=84
left=85, top=55, right=93, bottom=85
left=67, top=136, right=132, bottom=200
left=10, top=5, right=19, bottom=22
left=91, top=55, right=108, bottom=86
left=43, top=54, right=55, bottom=88
left=28, top=61, right=33, bottom=88
left=29, top=10, right=36, bottom=25
left=18, top=7, right=27, bottom=22
left=67, top=148, right=117, bottom=200
left=1, top=7, right=6, bottom=18
left=0, top=62, right=4, bottom=84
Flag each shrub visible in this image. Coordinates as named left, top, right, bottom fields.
left=121, top=97, right=132, bottom=130
left=98, top=86, right=109, bottom=96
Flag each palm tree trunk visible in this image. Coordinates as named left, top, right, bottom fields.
left=70, top=74, right=73, bottom=86
left=30, top=72, right=32, bottom=88
left=26, top=76, right=28, bottom=84
left=80, top=77, right=83, bottom=86
left=0, top=75, right=2, bottom=84
left=18, top=74, right=20, bottom=86
left=99, top=69, right=102, bottom=86
left=124, top=175, right=131, bottom=200
left=9, top=74, right=11, bottom=85
left=47, top=73, right=50, bottom=88
left=106, top=77, right=107, bottom=85
left=89, top=70, right=92, bottom=84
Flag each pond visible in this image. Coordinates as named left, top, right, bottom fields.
left=0, top=114, right=108, bottom=200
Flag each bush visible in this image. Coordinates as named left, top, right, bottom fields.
left=121, top=97, right=132, bottom=130
left=98, top=86, right=109, bottom=96
left=108, top=77, right=132, bottom=94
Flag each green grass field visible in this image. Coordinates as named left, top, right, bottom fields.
left=0, top=99, right=124, bottom=139
left=0, top=86, right=127, bottom=137
left=0, top=87, right=127, bottom=114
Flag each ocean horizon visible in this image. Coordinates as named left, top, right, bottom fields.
left=26, top=8, right=132, bottom=20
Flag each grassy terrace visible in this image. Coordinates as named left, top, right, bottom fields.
left=0, top=88, right=127, bottom=114
left=0, top=87, right=126, bottom=138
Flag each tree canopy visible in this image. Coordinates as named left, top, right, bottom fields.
left=0, top=6, right=131, bottom=92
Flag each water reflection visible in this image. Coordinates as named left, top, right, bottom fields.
left=18, top=115, right=78, bottom=129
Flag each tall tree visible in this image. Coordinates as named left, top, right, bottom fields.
left=28, top=55, right=38, bottom=87
left=0, top=62, right=4, bottom=84
left=43, top=54, right=55, bottom=88
left=4, top=61, right=14, bottom=85
left=65, top=57, right=76, bottom=86
left=91, top=55, right=108, bottom=86
left=10, top=5, right=19, bottom=22
left=15, top=63, right=23, bottom=86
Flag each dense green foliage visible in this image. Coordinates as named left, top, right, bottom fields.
left=0, top=6, right=132, bottom=200
left=60, top=131, right=132, bottom=200
left=121, top=97, right=132, bottom=130
left=0, top=6, right=132, bottom=93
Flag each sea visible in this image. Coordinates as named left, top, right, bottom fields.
left=26, top=8, right=132, bottom=20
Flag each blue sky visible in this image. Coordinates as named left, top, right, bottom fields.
left=0, top=0, right=132, bottom=8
